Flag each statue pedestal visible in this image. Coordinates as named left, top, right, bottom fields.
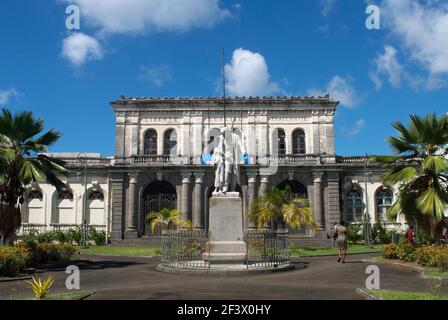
left=206, top=192, right=246, bottom=264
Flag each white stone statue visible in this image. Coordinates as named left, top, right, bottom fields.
left=211, top=127, right=247, bottom=194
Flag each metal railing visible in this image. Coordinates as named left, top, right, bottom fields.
left=160, top=229, right=210, bottom=269
left=245, top=229, right=290, bottom=269
left=160, top=229, right=291, bottom=270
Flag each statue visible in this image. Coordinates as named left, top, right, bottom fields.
left=211, top=127, right=247, bottom=194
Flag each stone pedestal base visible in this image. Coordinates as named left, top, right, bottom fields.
left=206, top=193, right=246, bottom=264
left=124, top=230, right=138, bottom=239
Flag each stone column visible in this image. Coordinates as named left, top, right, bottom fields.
left=181, top=172, right=192, bottom=221
left=125, top=172, right=139, bottom=239
left=247, top=172, right=257, bottom=229
left=193, top=172, right=204, bottom=229
left=327, top=171, right=342, bottom=227
left=110, top=173, right=125, bottom=240
left=259, top=175, right=269, bottom=197
left=313, top=171, right=324, bottom=229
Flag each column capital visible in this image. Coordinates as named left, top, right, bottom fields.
left=312, top=171, right=324, bottom=183
left=260, top=175, right=270, bottom=184
left=128, top=172, right=139, bottom=184
left=246, top=171, right=257, bottom=183
left=194, top=172, right=205, bottom=184
left=181, top=172, right=192, bottom=183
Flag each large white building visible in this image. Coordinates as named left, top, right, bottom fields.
left=20, top=96, right=406, bottom=246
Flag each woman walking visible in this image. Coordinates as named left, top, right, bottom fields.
left=335, top=221, right=348, bottom=263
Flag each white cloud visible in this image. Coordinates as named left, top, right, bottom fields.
left=63, top=0, right=230, bottom=35
left=224, top=48, right=280, bottom=97
left=0, top=88, right=22, bottom=105
left=309, top=75, right=359, bottom=108
left=138, top=65, right=173, bottom=87
left=381, top=0, right=448, bottom=75
left=321, top=0, right=336, bottom=16
left=370, top=46, right=404, bottom=90
left=341, top=119, right=366, bottom=139
left=62, top=32, right=104, bottom=66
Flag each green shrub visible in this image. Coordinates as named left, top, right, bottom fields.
left=68, top=227, right=83, bottom=245
left=372, top=221, right=391, bottom=244
left=414, top=230, right=432, bottom=245
left=52, top=230, right=72, bottom=244
left=0, top=246, right=29, bottom=277
left=88, top=227, right=106, bottom=246
left=20, top=229, right=40, bottom=247
left=348, top=224, right=363, bottom=244
left=26, top=243, right=77, bottom=266
left=36, top=231, right=56, bottom=243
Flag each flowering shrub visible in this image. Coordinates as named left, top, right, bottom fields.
left=0, top=246, right=29, bottom=277
left=383, top=244, right=399, bottom=259
left=383, top=244, right=448, bottom=272
left=0, top=243, right=77, bottom=277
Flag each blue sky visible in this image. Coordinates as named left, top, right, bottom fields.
left=0, top=0, right=447, bottom=156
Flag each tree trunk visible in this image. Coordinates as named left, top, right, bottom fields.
left=0, top=204, right=22, bottom=243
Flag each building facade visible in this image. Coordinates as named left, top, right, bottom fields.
left=20, top=96, right=406, bottom=244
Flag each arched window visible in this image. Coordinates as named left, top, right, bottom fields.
left=376, top=188, right=393, bottom=221
left=163, top=129, right=177, bottom=156
left=57, top=190, right=75, bottom=224
left=276, top=129, right=286, bottom=156
left=25, top=190, right=44, bottom=224
left=88, top=190, right=105, bottom=226
left=345, top=190, right=364, bottom=223
left=144, top=129, right=158, bottom=155
left=28, top=190, right=43, bottom=201
left=88, top=191, right=104, bottom=201
left=292, top=129, right=306, bottom=155
left=58, top=190, right=73, bottom=200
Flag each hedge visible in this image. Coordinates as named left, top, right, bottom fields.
left=383, top=244, right=448, bottom=272
left=0, top=243, right=77, bottom=277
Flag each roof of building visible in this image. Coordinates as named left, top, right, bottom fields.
left=111, top=94, right=339, bottom=105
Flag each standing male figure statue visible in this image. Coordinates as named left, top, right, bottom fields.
left=212, top=127, right=247, bottom=194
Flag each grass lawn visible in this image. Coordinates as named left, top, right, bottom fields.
left=77, top=245, right=383, bottom=257
left=424, top=267, right=448, bottom=279
left=368, top=289, right=448, bottom=300
left=290, top=245, right=383, bottom=257
left=366, top=256, right=448, bottom=280
left=77, top=246, right=160, bottom=257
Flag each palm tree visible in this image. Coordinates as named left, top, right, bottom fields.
left=250, top=186, right=318, bottom=231
left=145, top=208, right=193, bottom=233
left=0, top=108, right=69, bottom=243
left=370, top=113, right=448, bottom=240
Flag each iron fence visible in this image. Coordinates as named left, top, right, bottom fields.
left=160, top=229, right=210, bottom=269
left=160, top=229, right=290, bottom=270
left=245, top=229, right=290, bottom=269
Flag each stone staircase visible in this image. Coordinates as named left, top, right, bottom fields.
left=290, top=236, right=332, bottom=248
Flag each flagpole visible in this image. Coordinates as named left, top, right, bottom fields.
left=222, top=48, right=226, bottom=128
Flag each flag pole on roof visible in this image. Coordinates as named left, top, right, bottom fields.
left=222, top=48, right=226, bottom=128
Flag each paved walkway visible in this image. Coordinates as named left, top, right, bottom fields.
left=0, top=253, right=445, bottom=300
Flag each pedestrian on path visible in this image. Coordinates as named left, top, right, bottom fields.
left=335, top=221, right=348, bottom=263
left=406, top=226, right=414, bottom=245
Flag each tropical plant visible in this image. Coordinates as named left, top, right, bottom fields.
left=0, top=108, right=69, bottom=243
left=145, top=208, right=192, bottom=233
left=250, top=186, right=318, bottom=230
left=370, top=113, right=448, bottom=240
left=25, top=275, right=54, bottom=300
